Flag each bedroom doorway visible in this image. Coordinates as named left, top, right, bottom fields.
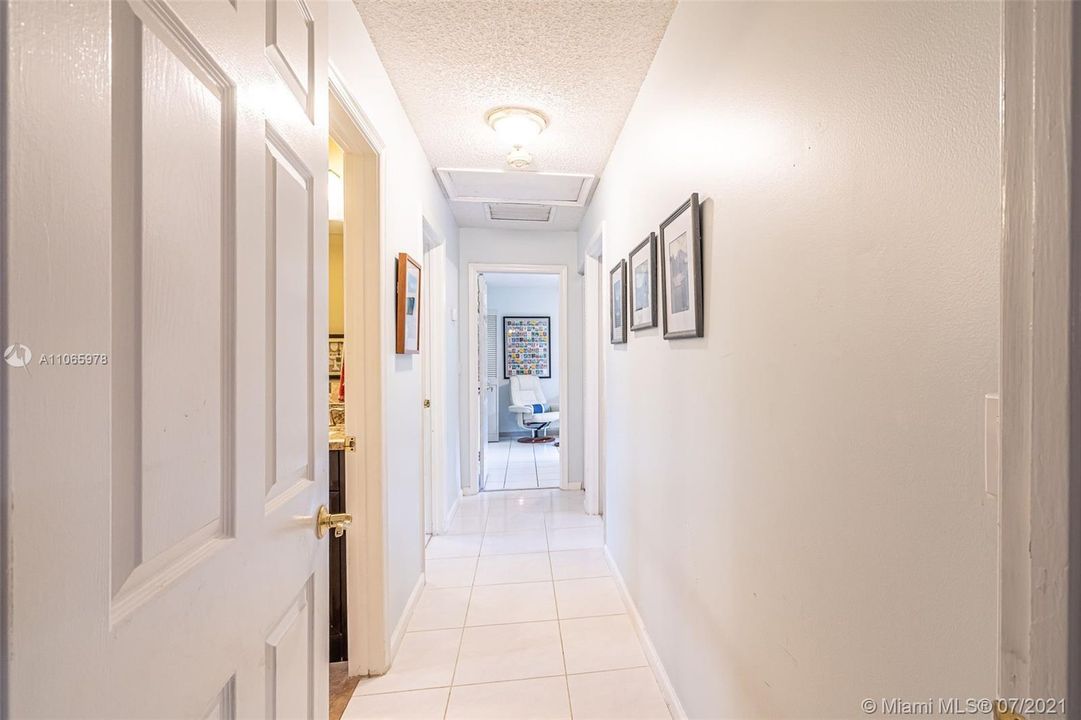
left=468, top=265, right=569, bottom=494
left=481, top=272, right=561, bottom=492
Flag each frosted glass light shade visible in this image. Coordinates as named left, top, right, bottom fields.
left=486, top=107, right=547, bottom=147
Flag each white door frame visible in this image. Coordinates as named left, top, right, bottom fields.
left=999, top=0, right=1079, bottom=707
left=421, top=219, right=447, bottom=533
left=582, top=224, right=606, bottom=516
left=329, top=64, right=391, bottom=677
left=466, top=263, right=570, bottom=495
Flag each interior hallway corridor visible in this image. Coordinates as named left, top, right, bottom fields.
left=342, top=489, right=669, bottom=719
left=6, top=0, right=1079, bottom=716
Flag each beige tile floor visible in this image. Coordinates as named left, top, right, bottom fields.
left=483, top=439, right=561, bottom=491
left=342, top=488, right=671, bottom=720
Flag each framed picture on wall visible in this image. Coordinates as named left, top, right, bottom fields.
left=504, top=316, right=551, bottom=378
left=659, top=193, right=704, bottom=339
left=610, top=259, right=627, bottom=344
left=628, top=232, right=657, bottom=330
left=396, top=253, right=422, bottom=354
left=328, top=334, right=344, bottom=378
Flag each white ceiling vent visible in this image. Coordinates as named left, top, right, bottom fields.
left=485, top=203, right=554, bottom=223
left=436, top=168, right=595, bottom=207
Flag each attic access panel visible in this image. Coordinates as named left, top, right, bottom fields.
left=436, top=168, right=595, bottom=207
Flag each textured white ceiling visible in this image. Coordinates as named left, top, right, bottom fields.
left=354, top=0, right=676, bottom=229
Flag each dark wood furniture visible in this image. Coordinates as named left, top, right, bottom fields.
left=329, top=448, right=348, bottom=662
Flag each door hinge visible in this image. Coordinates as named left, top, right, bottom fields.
left=423, top=399, right=431, bottom=408
left=344, top=435, right=357, bottom=452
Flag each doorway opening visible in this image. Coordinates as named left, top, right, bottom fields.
left=327, top=135, right=348, bottom=675
left=582, top=225, right=606, bottom=516
left=471, top=269, right=566, bottom=494
left=421, top=220, right=448, bottom=539
left=327, top=73, right=390, bottom=720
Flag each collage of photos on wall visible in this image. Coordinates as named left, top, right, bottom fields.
left=611, top=193, right=704, bottom=344
left=504, top=316, right=552, bottom=379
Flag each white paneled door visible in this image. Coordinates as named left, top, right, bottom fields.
left=4, top=0, right=330, bottom=717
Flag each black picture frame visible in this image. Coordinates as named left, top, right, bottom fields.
left=628, top=232, right=658, bottom=331
left=659, top=193, right=704, bottom=339
left=610, top=260, right=628, bottom=344
left=503, top=316, right=552, bottom=379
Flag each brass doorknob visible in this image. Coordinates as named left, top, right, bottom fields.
left=316, top=505, right=352, bottom=539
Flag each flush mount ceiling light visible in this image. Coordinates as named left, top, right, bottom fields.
left=486, top=107, right=547, bottom=145
left=486, top=106, right=548, bottom=169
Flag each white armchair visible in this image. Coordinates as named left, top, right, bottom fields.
left=509, top=375, right=559, bottom=444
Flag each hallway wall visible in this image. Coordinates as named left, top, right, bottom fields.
left=457, top=230, right=583, bottom=490
left=578, top=2, right=1002, bottom=717
left=329, top=2, right=460, bottom=649
left=441, top=236, right=463, bottom=528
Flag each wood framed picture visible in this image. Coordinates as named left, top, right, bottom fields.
left=328, top=334, right=344, bottom=378
left=503, top=316, right=551, bottom=378
left=396, top=253, right=421, bottom=354
left=610, top=259, right=627, bottom=344
left=628, top=232, right=658, bottom=330
left=659, top=193, right=704, bottom=339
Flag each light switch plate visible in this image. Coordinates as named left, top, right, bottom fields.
left=985, top=393, right=1001, bottom=496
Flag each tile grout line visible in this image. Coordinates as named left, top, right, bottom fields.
left=561, top=596, right=576, bottom=717
left=355, top=670, right=573, bottom=699
left=443, top=557, right=480, bottom=720
left=480, top=502, right=491, bottom=535
left=532, top=442, right=540, bottom=488
left=402, top=609, right=627, bottom=634
left=502, top=440, right=510, bottom=489
left=352, top=657, right=648, bottom=696
left=427, top=567, right=611, bottom=590
left=545, top=531, right=575, bottom=720
left=354, top=662, right=656, bottom=700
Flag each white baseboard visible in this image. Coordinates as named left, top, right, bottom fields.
left=389, top=572, right=425, bottom=661
left=604, top=546, right=687, bottom=720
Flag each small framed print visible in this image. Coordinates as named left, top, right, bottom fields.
left=659, top=193, right=704, bottom=339
left=328, top=334, right=344, bottom=378
left=396, top=253, right=421, bottom=354
left=610, top=259, right=627, bottom=344
left=628, top=232, right=658, bottom=331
